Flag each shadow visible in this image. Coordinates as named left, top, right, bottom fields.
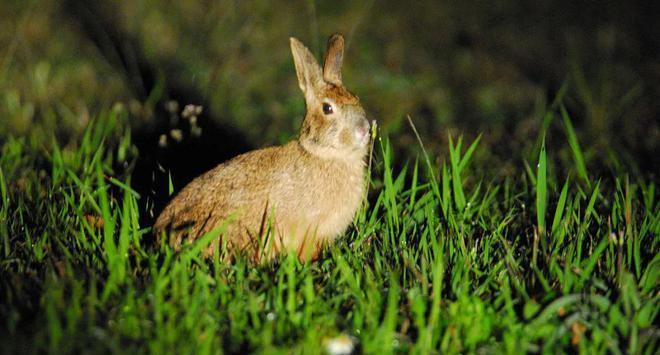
left=61, top=0, right=253, bottom=226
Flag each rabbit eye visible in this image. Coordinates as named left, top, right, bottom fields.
left=322, top=103, right=334, bottom=115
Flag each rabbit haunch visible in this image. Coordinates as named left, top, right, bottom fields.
left=154, top=34, right=370, bottom=262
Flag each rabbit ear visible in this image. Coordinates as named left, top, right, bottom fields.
left=290, top=37, right=323, bottom=96
left=323, top=33, right=344, bottom=85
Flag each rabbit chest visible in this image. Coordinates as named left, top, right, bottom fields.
left=267, top=144, right=366, bottom=243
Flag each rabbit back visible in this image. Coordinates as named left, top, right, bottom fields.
left=154, top=141, right=365, bottom=261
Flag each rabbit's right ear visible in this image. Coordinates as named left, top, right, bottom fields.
left=323, top=33, right=344, bottom=86
left=290, top=37, right=322, bottom=97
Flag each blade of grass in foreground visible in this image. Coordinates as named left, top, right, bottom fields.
left=551, top=177, right=570, bottom=237
left=532, top=138, right=548, bottom=265
left=448, top=135, right=466, bottom=211
left=536, top=138, right=548, bottom=236
left=550, top=177, right=570, bottom=251
left=447, top=134, right=481, bottom=213
left=560, top=104, right=590, bottom=187
left=535, top=138, right=548, bottom=268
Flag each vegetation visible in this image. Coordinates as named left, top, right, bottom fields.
left=1, top=0, right=658, bottom=353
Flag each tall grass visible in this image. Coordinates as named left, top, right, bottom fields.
left=1, top=103, right=658, bottom=353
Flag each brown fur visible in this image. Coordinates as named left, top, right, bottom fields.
left=154, top=34, right=370, bottom=263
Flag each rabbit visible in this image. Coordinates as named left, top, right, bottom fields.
left=153, top=33, right=371, bottom=263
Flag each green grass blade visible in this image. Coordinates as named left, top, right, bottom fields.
left=560, top=104, right=590, bottom=187
left=551, top=177, right=570, bottom=236
left=449, top=135, right=466, bottom=211
left=458, top=133, right=481, bottom=173
left=536, top=139, right=548, bottom=235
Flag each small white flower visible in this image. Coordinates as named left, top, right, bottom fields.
left=165, top=100, right=179, bottom=114
left=182, top=104, right=203, bottom=119
left=158, top=134, right=168, bottom=147
left=324, top=334, right=355, bottom=355
left=170, top=129, right=183, bottom=142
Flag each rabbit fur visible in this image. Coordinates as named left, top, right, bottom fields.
left=154, top=33, right=370, bottom=262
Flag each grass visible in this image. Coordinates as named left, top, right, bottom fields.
left=1, top=100, right=658, bottom=354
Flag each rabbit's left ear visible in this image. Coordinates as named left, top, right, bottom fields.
left=323, top=33, right=344, bottom=85
left=291, top=37, right=323, bottom=97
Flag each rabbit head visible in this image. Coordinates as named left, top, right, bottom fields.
left=290, top=34, right=370, bottom=160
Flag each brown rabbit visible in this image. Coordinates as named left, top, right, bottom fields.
left=154, top=34, right=371, bottom=262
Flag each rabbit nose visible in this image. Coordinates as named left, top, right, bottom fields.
left=356, top=119, right=370, bottom=137
left=356, top=124, right=368, bottom=138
